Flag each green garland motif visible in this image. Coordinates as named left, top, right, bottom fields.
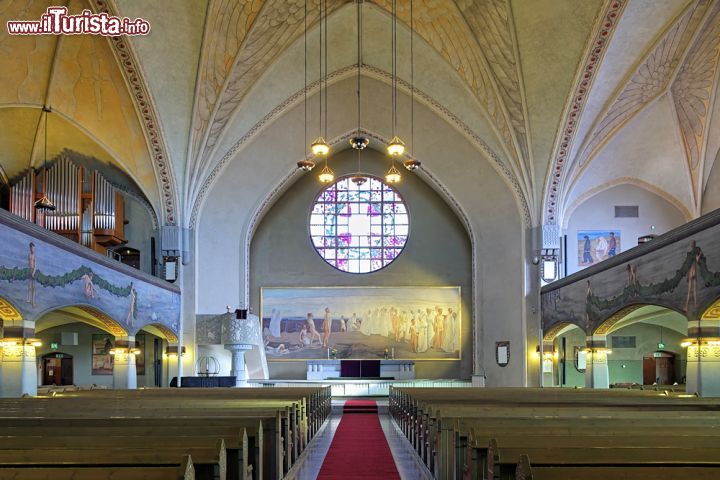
left=586, top=246, right=720, bottom=321
left=0, top=264, right=131, bottom=297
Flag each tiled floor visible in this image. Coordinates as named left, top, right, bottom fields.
left=288, top=399, right=432, bottom=480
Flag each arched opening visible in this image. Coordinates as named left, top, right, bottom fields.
left=545, top=322, right=587, bottom=388
left=247, top=147, right=473, bottom=380
left=0, top=296, right=23, bottom=325
left=593, top=305, right=688, bottom=388
left=135, top=323, right=178, bottom=388
left=34, top=305, right=127, bottom=388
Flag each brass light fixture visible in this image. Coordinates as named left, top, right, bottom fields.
left=315, top=0, right=334, bottom=183
left=404, top=0, right=421, bottom=172
left=385, top=165, right=401, bottom=184
left=385, top=0, right=404, bottom=183
left=350, top=0, right=368, bottom=187
left=34, top=106, right=56, bottom=211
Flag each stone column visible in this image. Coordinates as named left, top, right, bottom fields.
left=0, top=322, right=40, bottom=397
left=227, top=344, right=251, bottom=387
left=685, top=320, right=720, bottom=397
left=222, top=310, right=259, bottom=388
left=112, top=336, right=137, bottom=390
left=585, top=336, right=610, bottom=389
left=540, top=342, right=556, bottom=387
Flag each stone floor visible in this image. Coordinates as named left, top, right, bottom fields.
left=287, top=399, right=431, bottom=480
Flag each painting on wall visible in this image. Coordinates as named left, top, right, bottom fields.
left=0, top=217, right=180, bottom=336
left=91, top=334, right=114, bottom=375
left=577, top=230, right=621, bottom=266
left=261, top=286, right=462, bottom=361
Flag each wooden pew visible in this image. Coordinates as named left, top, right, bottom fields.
left=0, top=387, right=332, bottom=480
left=389, top=387, right=720, bottom=480
left=0, top=454, right=194, bottom=480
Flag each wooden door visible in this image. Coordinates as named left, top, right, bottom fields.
left=642, top=356, right=656, bottom=385
left=60, top=357, right=74, bottom=385
left=655, top=355, right=675, bottom=385
left=43, top=358, right=61, bottom=385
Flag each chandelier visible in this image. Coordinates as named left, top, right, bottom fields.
left=296, top=0, right=421, bottom=181
left=34, top=106, right=56, bottom=211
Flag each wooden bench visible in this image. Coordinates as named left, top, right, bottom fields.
left=0, top=387, right=331, bottom=480
left=0, top=455, right=194, bottom=480
left=389, top=387, right=720, bottom=480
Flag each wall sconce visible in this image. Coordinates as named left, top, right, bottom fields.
left=681, top=338, right=720, bottom=347
left=109, top=347, right=140, bottom=356
left=535, top=345, right=558, bottom=360
left=163, top=346, right=186, bottom=359
left=540, top=248, right=560, bottom=283
left=0, top=338, right=42, bottom=347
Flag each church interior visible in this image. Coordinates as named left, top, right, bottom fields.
left=2, top=0, right=720, bottom=478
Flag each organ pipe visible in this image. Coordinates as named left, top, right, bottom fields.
left=8, top=155, right=125, bottom=251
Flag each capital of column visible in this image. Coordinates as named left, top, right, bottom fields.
left=688, top=320, right=720, bottom=338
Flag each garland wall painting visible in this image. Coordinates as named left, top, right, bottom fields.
left=261, top=286, right=461, bottom=361
left=0, top=219, right=180, bottom=335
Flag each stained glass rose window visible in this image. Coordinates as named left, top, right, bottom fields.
left=310, top=176, right=409, bottom=273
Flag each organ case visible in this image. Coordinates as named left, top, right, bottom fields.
left=9, top=156, right=126, bottom=253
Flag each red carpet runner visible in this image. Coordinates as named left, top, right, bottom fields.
left=317, top=400, right=400, bottom=479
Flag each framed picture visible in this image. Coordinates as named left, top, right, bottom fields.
left=577, top=230, right=621, bottom=267
left=135, top=334, right=145, bottom=376
left=91, top=334, right=114, bottom=375
left=261, top=286, right=462, bottom=361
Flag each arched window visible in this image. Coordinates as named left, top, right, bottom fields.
left=310, top=176, right=409, bottom=273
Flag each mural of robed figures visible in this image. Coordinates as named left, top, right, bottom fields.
left=578, top=230, right=621, bottom=267
left=261, top=286, right=462, bottom=360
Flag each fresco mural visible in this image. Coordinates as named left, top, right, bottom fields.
left=543, top=227, right=720, bottom=335
left=577, top=230, right=621, bottom=267
left=261, top=286, right=462, bottom=360
left=0, top=215, right=180, bottom=338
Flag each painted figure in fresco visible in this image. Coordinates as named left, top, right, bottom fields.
left=425, top=307, right=435, bottom=351
left=322, top=307, right=332, bottom=347
left=269, top=308, right=282, bottom=338
left=417, top=309, right=428, bottom=352
left=409, top=319, right=419, bottom=353
left=299, top=324, right=311, bottom=347
left=81, top=271, right=97, bottom=299
left=392, top=308, right=401, bottom=342
left=685, top=240, right=702, bottom=313
left=339, top=315, right=347, bottom=332
left=626, top=264, right=639, bottom=297
left=595, top=235, right=608, bottom=260
left=585, top=280, right=594, bottom=330
left=607, top=232, right=617, bottom=257
left=126, top=283, right=136, bottom=326
left=443, top=308, right=458, bottom=353
left=27, top=242, right=37, bottom=307
left=306, top=313, right=322, bottom=346
left=433, top=307, right=445, bottom=350
left=582, top=235, right=593, bottom=264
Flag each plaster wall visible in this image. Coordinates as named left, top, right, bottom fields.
left=564, top=184, right=687, bottom=275
left=123, top=194, right=156, bottom=275
left=250, top=149, right=472, bottom=379
left=196, top=75, right=526, bottom=386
